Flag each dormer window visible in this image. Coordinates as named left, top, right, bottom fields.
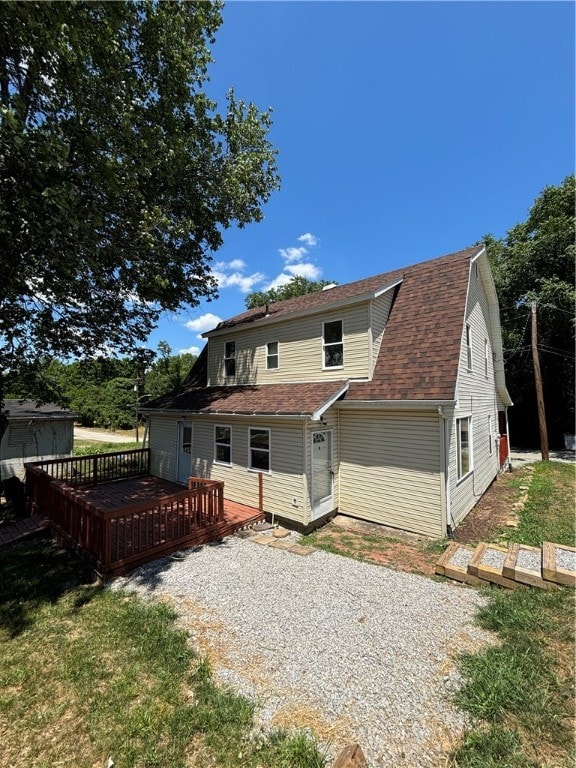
left=323, top=320, right=344, bottom=368
left=224, top=341, right=236, bottom=377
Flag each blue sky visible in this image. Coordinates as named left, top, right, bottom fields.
left=148, top=0, right=575, bottom=358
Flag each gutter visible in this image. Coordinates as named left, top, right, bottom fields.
left=336, top=399, right=456, bottom=411
left=140, top=407, right=312, bottom=421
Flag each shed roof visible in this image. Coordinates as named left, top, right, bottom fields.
left=4, top=400, right=76, bottom=421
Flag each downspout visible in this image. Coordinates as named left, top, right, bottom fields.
left=505, top=406, right=512, bottom=472
left=438, top=406, right=453, bottom=538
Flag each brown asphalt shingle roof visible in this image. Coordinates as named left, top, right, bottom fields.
left=147, top=245, right=480, bottom=415
left=145, top=380, right=349, bottom=417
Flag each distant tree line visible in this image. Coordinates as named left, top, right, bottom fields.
left=5, top=343, right=196, bottom=431
left=487, top=175, right=574, bottom=449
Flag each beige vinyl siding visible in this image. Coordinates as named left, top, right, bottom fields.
left=190, top=417, right=307, bottom=524
left=149, top=416, right=178, bottom=482
left=450, top=263, right=500, bottom=524
left=1, top=419, right=74, bottom=480
left=370, top=291, right=395, bottom=376
left=207, top=304, right=370, bottom=385
left=338, top=409, right=443, bottom=537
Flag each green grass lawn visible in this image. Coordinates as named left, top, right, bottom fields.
left=451, top=461, right=576, bottom=768
left=0, top=540, right=326, bottom=768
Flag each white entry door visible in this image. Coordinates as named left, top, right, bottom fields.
left=177, top=422, right=193, bottom=484
left=311, top=430, right=333, bottom=519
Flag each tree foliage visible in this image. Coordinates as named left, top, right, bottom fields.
left=486, top=175, right=575, bottom=447
left=0, top=1, right=279, bottom=409
left=5, top=344, right=196, bottom=430
left=244, top=275, right=336, bottom=310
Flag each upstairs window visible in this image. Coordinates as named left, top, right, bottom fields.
left=249, top=428, right=270, bottom=472
left=323, top=320, right=344, bottom=368
left=266, top=341, right=279, bottom=369
left=465, top=324, right=472, bottom=371
left=214, top=425, right=231, bottom=465
left=457, top=417, right=472, bottom=480
left=484, top=338, right=489, bottom=377
left=224, top=341, right=236, bottom=377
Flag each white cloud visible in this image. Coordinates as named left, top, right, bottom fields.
left=185, top=313, right=222, bottom=336
left=214, top=258, right=246, bottom=271
left=279, top=246, right=308, bottom=263
left=284, top=262, right=322, bottom=279
left=178, top=345, right=202, bottom=356
left=212, top=269, right=265, bottom=293
left=264, top=273, right=295, bottom=291
left=298, top=232, right=318, bottom=247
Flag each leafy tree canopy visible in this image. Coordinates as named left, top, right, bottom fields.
left=244, top=275, right=336, bottom=310
left=486, top=174, right=575, bottom=447
left=0, top=1, right=279, bottom=407
left=5, top=343, right=196, bottom=430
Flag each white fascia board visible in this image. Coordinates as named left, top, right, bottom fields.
left=203, top=279, right=404, bottom=339
left=474, top=249, right=514, bottom=407
left=311, top=382, right=350, bottom=421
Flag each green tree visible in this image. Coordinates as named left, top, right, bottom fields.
left=0, top=1, right=279, bottom=432
left=486, top=175, right=575, bottom=448
left=245, top=275, right=336, bottom=310
left=144, top=343, right=196, bottom=400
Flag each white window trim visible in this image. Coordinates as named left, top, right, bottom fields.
left=266, top=340, right=279, bottom=370
left=465, top=324, right=472, bottom=371
left=456, top=415, right=473, bottom=482
left=488, top=415, right=493, bottom=455
left=322, top=319, right=344, bottom=370
left=214, top=424, right=232, bottom=466
left=484, top=338, right=489, bottom=378
left=248, top=427, right=272, bottom=474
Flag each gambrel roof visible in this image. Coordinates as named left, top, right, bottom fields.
left=146, top=245, right=503, bottom=416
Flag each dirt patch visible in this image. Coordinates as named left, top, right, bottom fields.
left=452, top=466, right=532, bottom=545
left=305, top=468, right=531, bottom=575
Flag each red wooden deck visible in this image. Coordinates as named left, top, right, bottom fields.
left=25, top=452, right=264, bottom=576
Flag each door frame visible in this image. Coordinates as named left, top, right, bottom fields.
left=177, top=421, right=193, bottom=484
left=310, top=428, right=333, bottom=520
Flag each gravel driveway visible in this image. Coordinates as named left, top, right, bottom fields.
left=112, top=535, right=493, bottom=767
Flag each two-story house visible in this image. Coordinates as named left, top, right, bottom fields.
left=144, top=245, right=512, bottom=538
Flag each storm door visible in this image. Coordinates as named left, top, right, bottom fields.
left=311, top=430, right=333, bottom=519
left=177, top=422, right=193, bottom=484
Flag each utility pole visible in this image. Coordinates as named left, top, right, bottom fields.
left=531, top=301, right=549, bottom=461
left=134, top=379, right=141, bottom=444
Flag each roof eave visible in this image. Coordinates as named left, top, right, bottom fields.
left=202, top=279, right=404, bottom=338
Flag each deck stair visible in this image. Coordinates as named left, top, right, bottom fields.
left=436, top=540, right=575, bottom=589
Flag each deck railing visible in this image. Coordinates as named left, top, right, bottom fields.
left=24, top=450, right=225, bottom=575
left=27, top=448, right=150, bottom=486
